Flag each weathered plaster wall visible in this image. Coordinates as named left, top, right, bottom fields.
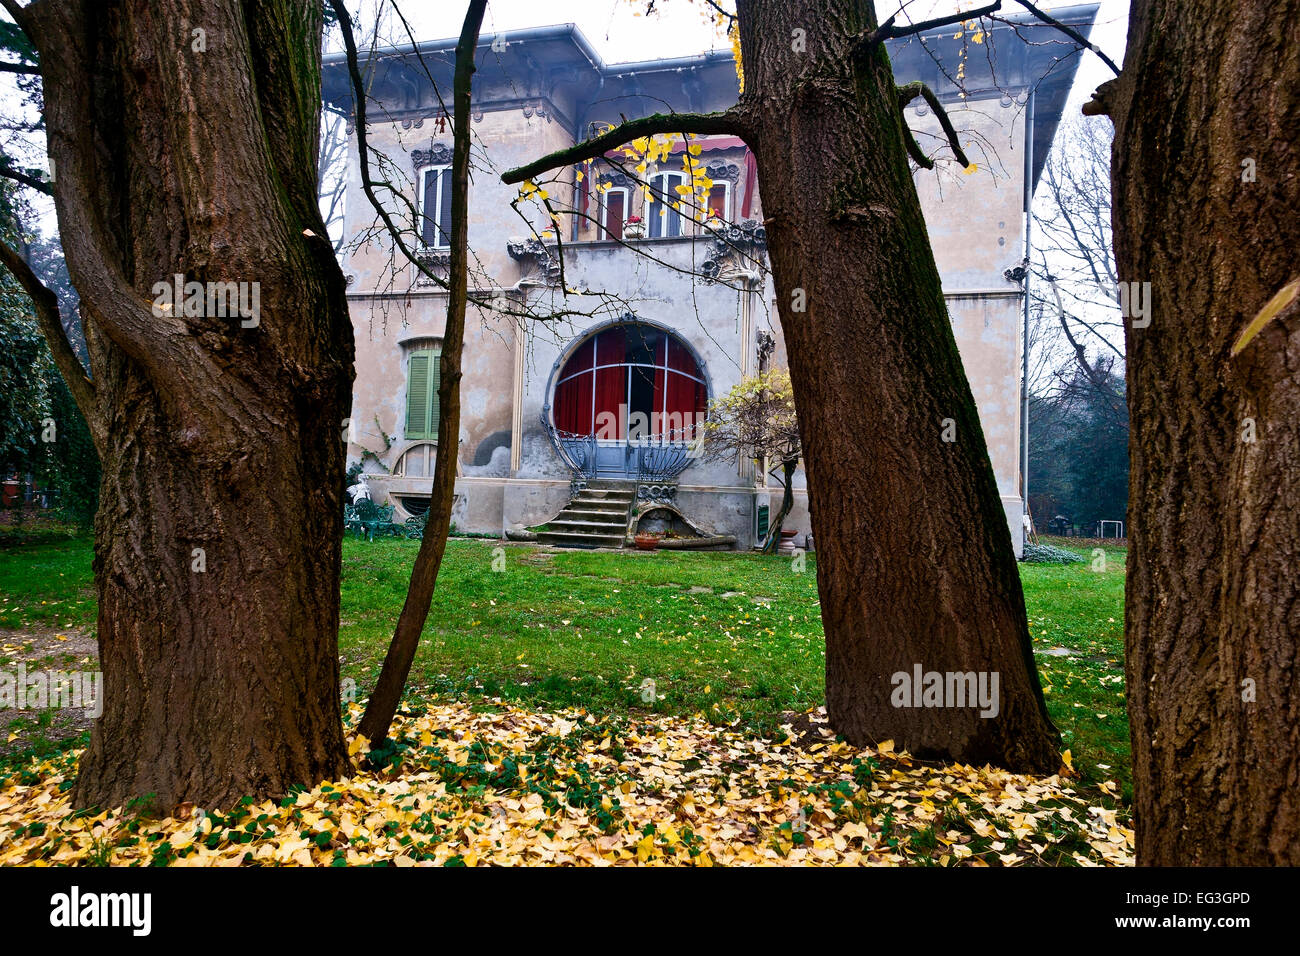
left=338, top=69, right=1029, bottom=557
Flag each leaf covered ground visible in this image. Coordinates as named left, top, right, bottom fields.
left=0, top=701, right=1132, bottom=867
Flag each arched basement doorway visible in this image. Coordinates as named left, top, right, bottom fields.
left=547, top=320, right=709, bottom=480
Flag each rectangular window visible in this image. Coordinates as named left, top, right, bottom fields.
left=602, top=188, right=626, bottom=240
left=419, top=166, right=453, bottom=249
left=648, top=172, right=686, bottom=239
left=405, top=349, right=442, bottom=439
left=707, top=182, right=729, bottom=222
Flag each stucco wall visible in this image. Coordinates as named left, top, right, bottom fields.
left=338, top=78, right=1028, bottom=557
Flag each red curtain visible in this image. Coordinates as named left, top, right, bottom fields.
left=741, top=149, right=758, bottom=218
left=594, top=331, right=626, bottom=439
left=652, top=363, right=667, bottom=436
left=664, top=338, right=705, bottom=438
left=554, top=338, right=593, bottom=433
left=556, top=328, right=704, bottom=439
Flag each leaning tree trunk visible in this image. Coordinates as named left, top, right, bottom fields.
left=17, top=0, right=353, bottom=811
left=1100, top=0, right=1300, bottom=864
left=736, top=0, right=1059, bottom=770
left=762, top=458, right=797, bottom=555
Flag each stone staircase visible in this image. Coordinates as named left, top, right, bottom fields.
left=536, top=479, right=635, bottom=549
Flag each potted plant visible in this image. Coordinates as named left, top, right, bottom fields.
left=703, top=212, right=725, bottom=235
left=633, top=531, right=660, bottom=551
left=624, top=215, right=645, bottom=239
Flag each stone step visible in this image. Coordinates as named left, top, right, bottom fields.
left=572, top=497, right=633, bottom=511
left=542, top=480, right=636, bottom=550
left=538, top=530, right=626, bottom=549
left=550, top=517, right=628, bottom=533
left=561, top=508, right=631, bottom=521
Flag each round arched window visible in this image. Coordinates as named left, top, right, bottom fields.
left=395, top=442, right=437, bottom=477
left=552, top=323, right=707, bottom=440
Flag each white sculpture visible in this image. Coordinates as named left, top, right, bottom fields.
left=347, top=476, right=372, bottom=504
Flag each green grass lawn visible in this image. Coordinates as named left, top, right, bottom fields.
left=0, top=533, right=1129, bottom=798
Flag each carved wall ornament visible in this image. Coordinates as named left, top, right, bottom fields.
left=413, top=250, right=451, bottom=288
left=506, top=236, right=561, bottom=287
left=520, top=100, right=550, bottom=122
left=597, top=170, right=634, bottom=189
left=637, top=483, right=679, bottom=504
left=412, top=143, right=453, bottom=171
left=704, top=161, right=741, bottom=183
left=701, top=219, right=769, bottom=283
left=756, top=329, right=776, bottom=370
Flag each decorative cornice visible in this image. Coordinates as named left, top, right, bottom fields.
left=506, top=236, right=561, bottom=287
left=372, top=96, right=574, bottom=135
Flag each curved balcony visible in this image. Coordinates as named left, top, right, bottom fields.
left=544, top=416, right=701, bottom=485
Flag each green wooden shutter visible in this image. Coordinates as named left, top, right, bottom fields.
left=406, top=353, right=431, bottom=439
left=427, top=350, right=442, bottom=438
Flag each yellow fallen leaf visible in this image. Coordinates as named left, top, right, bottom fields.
left=1232, top=277, right=1299, bottom=356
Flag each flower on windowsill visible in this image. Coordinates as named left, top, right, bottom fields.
left=624, top=215, right=646, bottom=239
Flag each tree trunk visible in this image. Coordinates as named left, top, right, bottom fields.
left=1103, top=0, right=1300, bottom=864
left=350, top=0, right=487, bottom=747
left=735, top=0, right=1059, bottom=771
left=763, top=458, right=797, bottom=555
left=15, top=0, right=353, bottom=811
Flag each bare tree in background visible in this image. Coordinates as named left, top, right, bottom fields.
left=1030, top=116, right=1124, bottom=421
left=319, top=105, right=350, bottom=254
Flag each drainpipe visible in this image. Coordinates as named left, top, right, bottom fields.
left=1021, top=89, right=1035, bottom=541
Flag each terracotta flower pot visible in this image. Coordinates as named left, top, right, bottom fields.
left=634, top=534, right=660, bottom=551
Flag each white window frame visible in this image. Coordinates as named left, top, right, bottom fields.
left=702, top=180, right=731, bottom=230
left=600, top=186, right=629, bottom=238
left=417, top=164, right=452, bottom=250
left=648, top=171, right=688, bottom=239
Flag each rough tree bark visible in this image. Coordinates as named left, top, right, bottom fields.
left=1096, top=0, right=1300, bottom=864
left=507, top=0, right=1059, bottom=772
left=0, top=0, right=353, bottom=811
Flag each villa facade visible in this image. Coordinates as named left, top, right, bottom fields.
left=322, top=6, right=1097, bottom=554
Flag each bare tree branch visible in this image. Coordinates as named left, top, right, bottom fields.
left=0, top=236, right=98, bottom=433
left=861, top=1, right=1002, bottom=51
left=1011, top=0, right=1120, bottom=75
left=501, top=110, right=747, bottom=185
left=0, top=161, right=51, bottom=194
left=897, top=81, right=971, bottom=168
